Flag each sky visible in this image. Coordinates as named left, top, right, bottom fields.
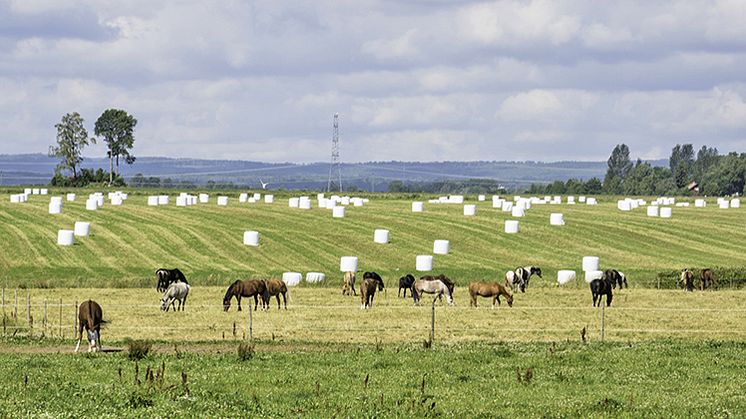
left=0, top=0, right=745, bottom=163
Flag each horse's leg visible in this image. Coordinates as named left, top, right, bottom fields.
left=282, top=293, right=287, bottom=310
left=182, top=294, right=188, bottom=311
left=607, top=292, right=613, bottom=307
left=75, top=320, right=84, bottom=352
left=237, top=296, right=242, bottom=311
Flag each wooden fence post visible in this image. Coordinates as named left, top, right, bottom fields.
left=73, top=300, right=78, bottom=339
left=14, top=289, right=17, bottom=320
left=27, top=291, right=31, bottom=336
left=248, top=306, right=253, bottom=341
left=59, top=298, right=63, bottom=339
left=600, top=302, right=605, bottom=342
left=430, top=297, right=436, bottom=346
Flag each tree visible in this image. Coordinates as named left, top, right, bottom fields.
left=669, top=144, right=694, bottom=188
left=694, top=145, right=719, bottom=181
left=94, top=109, right=137, bottom=185
left=603, top=144, right=633, bottom=194
left=48, top=112, right=94, bottom=179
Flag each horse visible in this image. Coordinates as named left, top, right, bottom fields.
left=412, top=278, right=453, bottom=306
left=360, top=272, right=385, bottom=309
left=421, top=274, right=455, bottom=303
left=223, top=279, right=269, bottom=311
left=700, top=268, right=717, bottom=290
left=681, top=269, right=694, bottom=292
left=513, top=266, right=542, bottom=292
left=156, top=268, right=188, bottom=292
left=75, top=300, right=104, bottom=353
left=160, top=282, right=190, bottom=312
left=265, top=279, right=288, bottom=310
left=604, top=269, right=628, bottom=289
left=398, top=274, right=415, bottom=298
left=468, top=282, right=513, bottom=308
left=342, top=271, right=357, bottom=296
left=590, top=277, right=613, bottom=307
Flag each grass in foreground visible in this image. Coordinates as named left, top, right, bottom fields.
left=0, top=339, right=744, bottom=417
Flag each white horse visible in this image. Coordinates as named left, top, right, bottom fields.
left=412, top=279, right=453, bottom=306
left=161, top=282, right=190, bottom=311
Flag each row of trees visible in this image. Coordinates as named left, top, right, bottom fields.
left=49, top=109, right=137, bottom=186
left=529, top=143, right=744, bottom=196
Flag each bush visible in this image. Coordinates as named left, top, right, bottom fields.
left=237, top=342, right=255, bottom=361
left=127, top=340, right=153, bottom=361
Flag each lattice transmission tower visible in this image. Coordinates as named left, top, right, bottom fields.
left=327, top=113, right=342, bottom=192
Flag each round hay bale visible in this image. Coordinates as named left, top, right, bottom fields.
left=582, top=256, right=600, bottom=272
left=557, top=270, right=576, bottom=285
left=731, top=198, right=740, bottom=208
left=504, top=220, right=519, bottom=233
left=57, top=230, right=74, bottom=246
left=158, top=195, right=169, bottom=205
left=74, top=221, right=90, bottom=237
left=433, top=240, right=450, bottom=255
left=511, top=207, right=525, bottom=217
left=340, top=256, right=358, bottom=272
left=282, top=272, right=302, bottom=287
left=647, top=206, right=659, bottom=217
left=85, top=199, right=98, bottom=211
left=332, top=206, right=345, bottom=218
left=501, top=201, right=513, bottom=212
left=374, top=229, right=389, bottom=244
left=48, top=201, right=62, bottom=214
left=66, top=193, right=76, bottom=202
left=305, top=272, right=326, bottom=284
left=199, top=194, right=209, bottom=203
left=660, top=207, right=672, bottom=218
left=412, top=201, right=424, bottom=212
left=463, top=204, right=476, bottom=216
left=550, top=213, right=565, bottom=225
left=217, top=196, right=229, bottom=206
left=239, top=193, right=248, bottom=203
left=416, top=255, right=433, bottom=271
left=147, top=196, right=159, bottom=206
left=478, top=195, right=486, bottom=201
left=243, top=231, right=260, bottom=246
left=264, top=195, right=274, bottom=203
left=299, top=197, right=312, bottom=209
left=584, top=270, right=603, bottom=283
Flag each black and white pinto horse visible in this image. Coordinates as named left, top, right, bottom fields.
left=604, top=269, right=628, bottom=289
left=505, top=266, right=542, bottom=293
left=156, top=268, right=188, bottom=292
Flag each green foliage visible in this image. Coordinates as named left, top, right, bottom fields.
left=48, top=112, right=94, bottom=179
left=50, top=168, right=125, bottom=187
left=94, top=109, right=138, bottom=183
left=604, top=144, right=633, bottom=193
left=669, top=144, right=695, bottom=188
left=656, top=267, right=746, bottom=289
left=237, top=342, right=255, bottom=361
left=127, top=340, right=153, bottom=361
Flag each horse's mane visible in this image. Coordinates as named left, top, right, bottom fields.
left=224, top=280, right=241, bottom=301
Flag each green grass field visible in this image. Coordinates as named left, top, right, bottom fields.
left=2, top=189, right=746, bottom=416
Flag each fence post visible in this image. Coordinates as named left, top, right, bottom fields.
left=600, top=302, right=605, bottom=342
left=1, top=288, right=4, bottom=336
left=14, top=289, right=17, bottom=320
left=430, top=297, right=436, bottom=345
left=43, top=299, right=47, bottom=337
left=73, top=300, right=78, bottom=339
left=248, top=306, right=253, bottom=341
left=59, top=298, right=62, bottom=339
left=27, top=291, right=31, bottom=336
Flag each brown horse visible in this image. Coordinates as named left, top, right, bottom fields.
left=700, top=268, right=717, bottom=290
left=266, top=279, right=289, bottom=310
left=421, top=274, right=455, bottom=303
left=469, top=282, right=513, bottom=308
left=681, top=269, right=694, bottom=292
left=342, top=271, right=357, bottom=296
left=360, top=273, right=385, bottom=309
left=223, top=279, right=269, bottom=311
left=75, top=300, right=104, bottom=353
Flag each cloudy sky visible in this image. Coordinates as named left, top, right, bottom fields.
left=1, top=0, right=745, bottom=163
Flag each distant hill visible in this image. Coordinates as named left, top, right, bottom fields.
left=0, top=154, right=668, bottom=191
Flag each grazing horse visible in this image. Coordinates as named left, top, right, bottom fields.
left=75, top=300, right=104, bottom=353
left=265, top=279, right=288, bottom=310
left=223, top=279, right=269, bottom=311
left=604, top=269, right=628, bottom=289
left=398, top=274, right=415, bottom=298
left=360, top=273, right=385, bottom=309
left=160, top=282, right=190, bottom=312
left=469, top=282, right=513, bottom=308
left=412, top=279, right=453, bottom=306
left=681, top=269, right=694, bottom=292
left=590, top=277, right=613, bottom=307
left=700, top=268, right=717, bottom=290
left=421, top=274, right=455, bottom=303
left=156, top=268, right=188, bottom=292
left=342, top=271, right=357, bottom=296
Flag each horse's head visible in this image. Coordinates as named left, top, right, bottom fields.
left=505, top=292, right=514, bottom=307
left=532, top=267, right=542, bottom=278
left=377, top=278, right=385, bottom=291
left=223, top=299, right=231, bottom=312
left=87, top=329, right=99, bottom=352
left=160, top=298, right=168, bottom=311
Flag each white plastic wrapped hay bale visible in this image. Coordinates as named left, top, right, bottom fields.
left=374, top=229, right=389, bottom=244
left=340, top=196, right=350, bottom=206
left=74, top=221, right=90, bottom=237
left=217, top=196, right=229, bottom=206
left=317, top=193, right=325, bottom=201
left=9, top=194, right=21, bottom=203
left=253, top=193, right=261, bottom=201
left=433, top=240, right=450, bottom=255
left=416, top=255, right=433, bottom=271
left=719, top=200, right=729, bottom=209
left=265, top=195, right=274, bottom=203
left=48, top=201, right=62, bottom=214
left=147, top=196, right=159, bottom=206
left=95, top=195, right=104, bottom=206
left=552, top=196, right=561, bottom=204
left=732, top=199, right=741, bottom=208
left=66, top=193, right=76, bottom=202
left=332, top=206, right=345, bottom=218
left=248, top=197, right=256, bottom=204
left=464, top=204, right=476, bottom=216
left=478, top=195, right=486, bottom=201
left=617, top=200, right=632, bottom=211
left=50, top=196, right=63, bottom=205
left=32, top=188, right=40, bottom=195
left=586, top=198, right=597, bottom=205
left=492, top=196, right=502, bottom=207
left=647, top=206, right=659, bottom=217
left=24, top=188, right=31, bottom=195
left=579, top=196, right=586, bottom=203
left=282, top=272, right=302, bottom=287
left=340, top=256, right=358, bottom=272
left=675, top=202, right=689, bottom=207
left=695, top=199, right=706, bottom=208
left=288, top=197, right=299, bottom=208
left=582, top=256, right=600, bottom=272
left=305, top=272, right=325, bottom=284
left=567, top=196, right=575, bottom=204
left=550, top=213, right=565, bottom=225
left=176, top=196, right=187, bottom=207
left=57, top=230, right=74, bottom=246
left=660, top=207, right=672, bottom=218
left=299, top=197, right=312, bottom=209
left=511, top=206, right=525, bottom=217
left=584, top=270, right=603, bottom=283
left=412, top=202, right=424, bottom=212
left=352, top=198, right=364, bottom=207
left=325, top=199, right=336, bottom=210
left=158, top=195, right=169, bottom=205
left=504, top=220, right=519, bottom=233
left=557, top=270, right=576, bottom=285
left=449, top=195, right=464, bottom=204
left=111, top=195, right=123, bottom=206
left=239, top=193, right=248, bottom=203
left=40, top=188, right=48, bottom=195
left=243, top=231, right=260, bottom=246
left=502, top=201, right=513, bottom=212
left=85, top=199, right=98, bottom=211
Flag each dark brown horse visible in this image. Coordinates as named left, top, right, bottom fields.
left=469, top=282, right=513, bottom=308
left=75, top=300, right=104, bottom=353
left=700, top=268, right=717, bottom=290
left=266, top=279, right=288, bottom=310
left=360, top=272, right=385, bottom=309
left=155, top=268, right=188, bottom=292
left=223, top=279, right=269, bottom=311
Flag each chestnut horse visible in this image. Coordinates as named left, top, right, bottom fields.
left=75, top=300, right=104, bottom=353
left=266, top=279, right=289, bottom=310
left=700, top=268, right=717, bottom=290
left=360, top=272, right=385, bottom=309
left=468, top=282, right=513, bottom=308
left=223, top=279, right=269, bottom=311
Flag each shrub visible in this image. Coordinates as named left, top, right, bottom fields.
left=237, top=342, right=255, bottom=361
left=127, top=340, right=153, bottom=361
